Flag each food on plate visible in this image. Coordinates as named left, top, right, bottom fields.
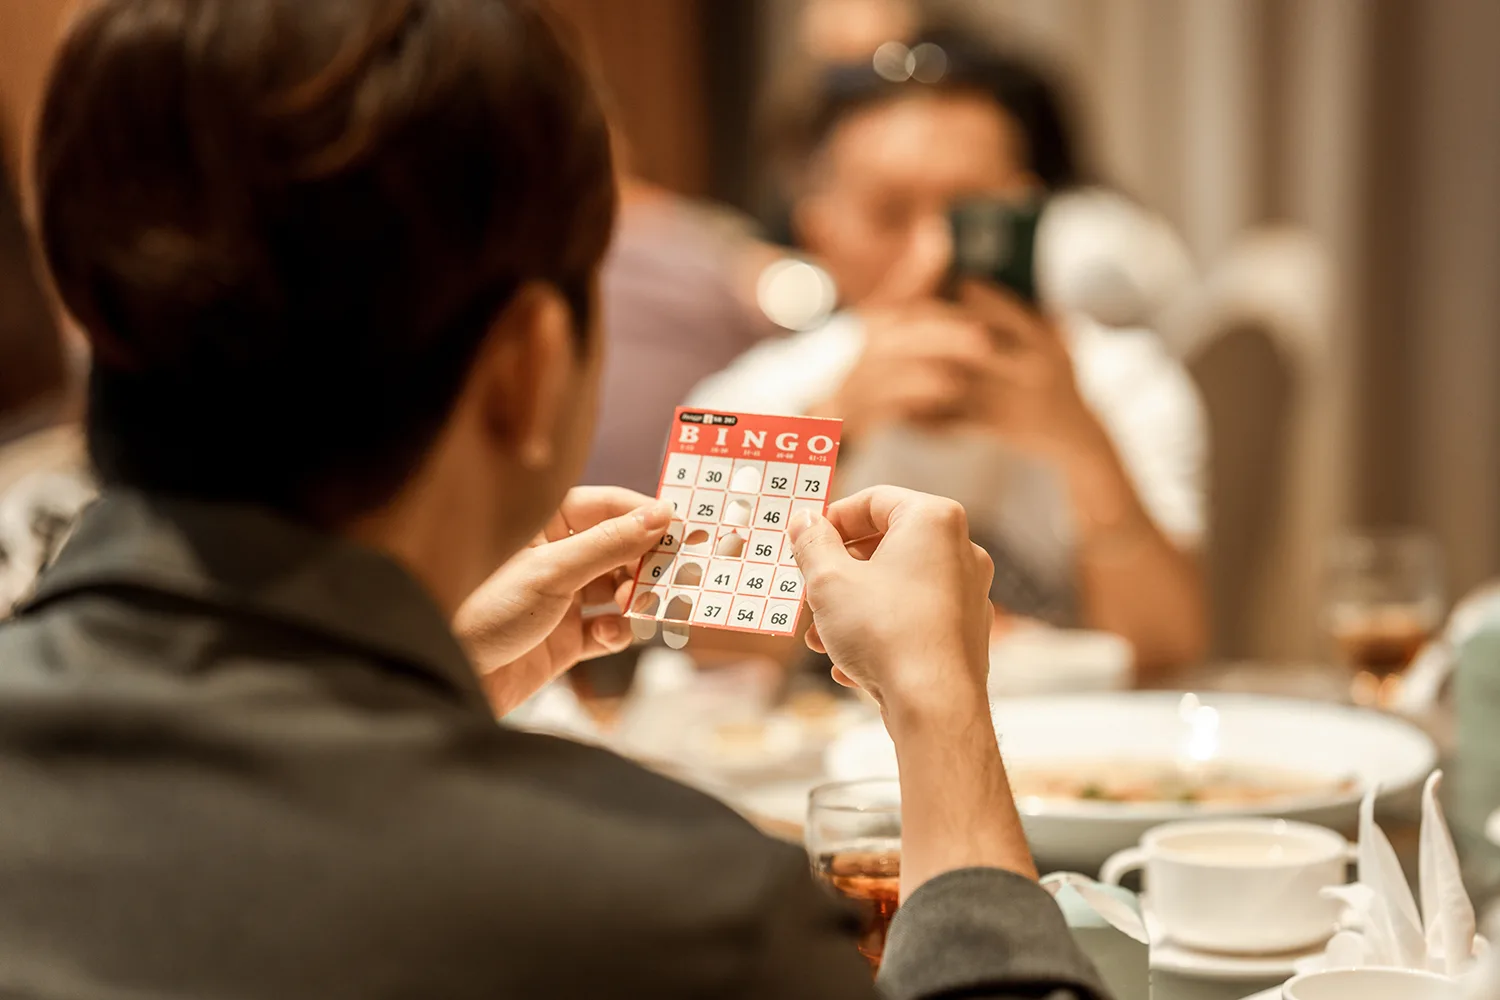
left=689, top=715, right=809, bottom=775
left=712, top=719, right=773, bottom=754
left=785, top=689, right=841, bottom=719
left=1009, top=760, right=1359, bottom=806
left=783, top=689, right=849, bottom=737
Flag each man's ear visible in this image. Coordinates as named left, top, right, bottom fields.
left=479, top=281, right=576, bottom=469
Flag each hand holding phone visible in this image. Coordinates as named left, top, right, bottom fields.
left=947, top=197, right=1044, bottom=305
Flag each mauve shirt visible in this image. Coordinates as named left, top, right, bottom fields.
left=583, top=196, right=774, bottom=495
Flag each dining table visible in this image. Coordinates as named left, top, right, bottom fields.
left=678, top=658, right=1454, bottom=1000
left=524, top=648, right=1457, bottom=1000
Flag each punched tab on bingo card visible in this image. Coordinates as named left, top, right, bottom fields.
left=626, top=408, right=843, bottom=641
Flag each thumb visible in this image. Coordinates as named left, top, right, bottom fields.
left=533, top=500, right=674, bottom=595
left=788, top=510, right=852, bottom=598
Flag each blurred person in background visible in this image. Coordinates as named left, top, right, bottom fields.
left=0, top=1, right=1109, bottom=997
left=693, top=30, right=1207, bottom=672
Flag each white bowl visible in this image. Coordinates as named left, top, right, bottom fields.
left=1282, top=968, right=1460, bottom=1000
left=988, top=627, right=1134, bottom=697
left=824, top=692, right=1437, bottom=872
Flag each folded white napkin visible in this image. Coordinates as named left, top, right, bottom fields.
left=1319, top=771, right=1483, bottom=976
left=1042, top=872, right=1150, bottom=944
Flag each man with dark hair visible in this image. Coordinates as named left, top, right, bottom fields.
left=0, top=1, right=1107, bottom=997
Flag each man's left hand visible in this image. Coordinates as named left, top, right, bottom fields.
left=454, top=487, right=672, bottom=716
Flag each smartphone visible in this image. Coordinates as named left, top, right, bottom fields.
left=947, top=197, right=1044, bottom=305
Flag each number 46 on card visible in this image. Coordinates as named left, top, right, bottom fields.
left=625, top=408, right=842, bottom=638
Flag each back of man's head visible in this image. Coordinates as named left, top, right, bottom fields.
left=36, top=0, right=616, bottom=523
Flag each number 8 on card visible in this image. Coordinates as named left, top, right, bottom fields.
left=625, top=409, right=842, bottom=637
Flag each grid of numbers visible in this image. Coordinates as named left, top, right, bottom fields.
left=630, top=453, right=835, bottom=635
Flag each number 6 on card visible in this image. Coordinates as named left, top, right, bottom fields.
left=625, top=408, right=842, bottom=638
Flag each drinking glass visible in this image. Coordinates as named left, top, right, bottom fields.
left=1323, top=529, right=1444, bottom=707
left=806, top=778, right=901, bottom=972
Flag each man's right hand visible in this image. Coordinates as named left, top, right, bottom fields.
left=789, top=487, right=1038, bottom=894
left=788, top=487, right=995, bottom=720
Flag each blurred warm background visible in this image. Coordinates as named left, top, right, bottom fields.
left=2, top=0, right=1498, bottom=665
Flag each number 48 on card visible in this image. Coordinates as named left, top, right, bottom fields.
left=625, top=408, right=842, bottom=642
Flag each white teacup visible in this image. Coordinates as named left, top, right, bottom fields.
left=1100, top=818, right=1351, bottom=954
left=1282, top=968, right=1461, bottom=1000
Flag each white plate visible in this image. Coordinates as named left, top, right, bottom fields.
left=1239, top=991, right=1279, bottom=1000
left=1153, top=937, right=1323, bottom=982
left=1144, top=894, right=1328, bottom=981
left=684, top=715, right=807, bottom=776
left=824, top=692, right=1437, bottom=872
left=989, top=627, right=1134, bottom=697
left=734, top=778, right=823, bottom=827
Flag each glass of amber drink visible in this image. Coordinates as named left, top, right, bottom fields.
left=1324, top=529, right=1444, bottom=708
left=807, top=779, right=901, bottom=972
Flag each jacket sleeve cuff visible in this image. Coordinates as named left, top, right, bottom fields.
left=877, top=867, right=1110, bottom=1000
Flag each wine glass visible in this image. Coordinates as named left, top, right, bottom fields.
left=806, top=778, right=901, bottom=972
left=1323, top=529, right=1445, bottom=708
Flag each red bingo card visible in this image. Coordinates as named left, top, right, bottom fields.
left=625, top=408, right=843, bottom=636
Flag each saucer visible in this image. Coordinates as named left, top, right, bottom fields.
left=1143, top=895, right=1330, bottom=981
left=1236, top=991, right=1279, bottom=1000
left=1152, top=937, right=1326, bottom=981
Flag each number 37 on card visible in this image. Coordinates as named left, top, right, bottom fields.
left=624, top=409, right=842, bottom=636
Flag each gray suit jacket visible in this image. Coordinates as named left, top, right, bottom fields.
left=0, top=492, right=1108, bottom=999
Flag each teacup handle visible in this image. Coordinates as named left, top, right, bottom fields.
left=1099, top=847, right=1147, bottom=886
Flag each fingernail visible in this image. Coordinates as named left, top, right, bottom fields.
left=635, top=501, right=674, bottom=532
left=788, top=510, right=815, bottom=541
left=593, top=617, right=624, bottom=646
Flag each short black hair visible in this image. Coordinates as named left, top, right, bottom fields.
left=780, top=30, right=1085, bottom=192
left=36, top=0, right=616, bottom=524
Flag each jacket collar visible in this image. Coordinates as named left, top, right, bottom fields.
left=19, top=490, right=489, bottom=711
